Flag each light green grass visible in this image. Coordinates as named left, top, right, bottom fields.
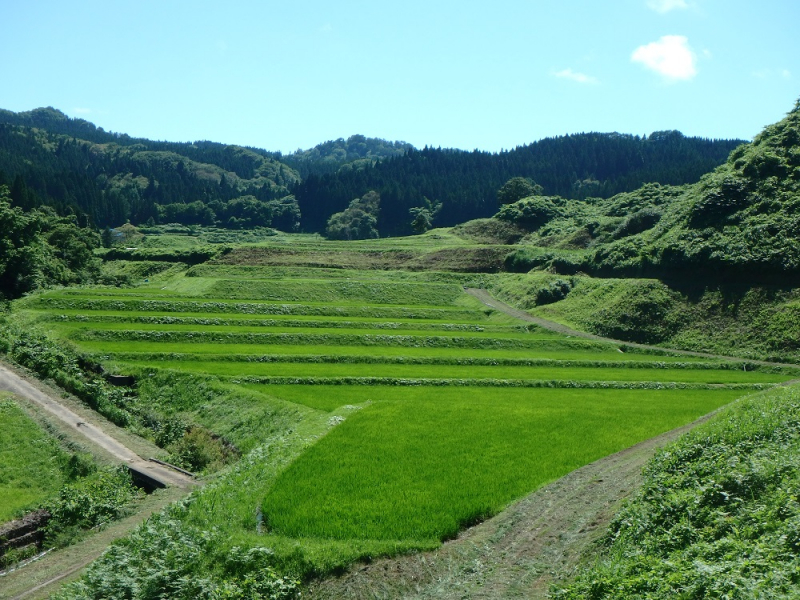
left=50, top=321, right=559, bottom=340
left=28, top=310, right=496, bottom=327
left=0, top=397, right=68, bottom=522
left=202, top=279, right=465, bottom=305
left=261, top=387, right=744, bottom=543
left=27, top=296, right=481, bottom=320
left=122, top=360, right=791, bottom=384
left=71, top=340, right=703, bottom=362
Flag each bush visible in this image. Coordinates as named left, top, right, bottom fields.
left=612, top=208, right=662, bottom=239
left=45, top=467, right=141, bottom=547
left=495, top=196, right=562, bottom=230
left=167, top=426, right=231, bottom=473
left=535, top=279, right=572, bottom=305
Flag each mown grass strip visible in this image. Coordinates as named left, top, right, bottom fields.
left=71, top=341, right=704, bottom=361
left=119, top=360, right=792, bottom=384
left=51, top=321, right=559, bottom=340
left=70, top=330, right=612, bottom=350
left=27, top=297, right=482, bottom=320
left=38, top=313, right=511, bottom=331
left=104, top=353, right=762, bottom=370
left=225, top=376, right=770, bottom=390
left=203, top=279, right=465, bottom=306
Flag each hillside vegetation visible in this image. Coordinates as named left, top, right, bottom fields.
left=555, top=384, right=800, bottom=599
left=489, top=273, right=800, bottom=364
left=0, top=99, right=798, bottom=599
left=500, top=99, right=800, bottom=284
left=295, top=132, right=742, bottom=236
left=4, top=237, right=786, bottom=598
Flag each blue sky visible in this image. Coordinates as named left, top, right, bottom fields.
left=1, top=0, right=798, bottom=153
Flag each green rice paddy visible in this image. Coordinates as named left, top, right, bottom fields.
left=17, top=263, right=790, bottom=557
left=261, top=387, right=743, bottom=542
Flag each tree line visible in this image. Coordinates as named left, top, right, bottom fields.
left=295, top=132, right=744, bottom=237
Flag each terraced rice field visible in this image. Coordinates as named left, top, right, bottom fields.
left=18, top=265, right=799, bottom=557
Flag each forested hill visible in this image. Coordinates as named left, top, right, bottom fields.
left=499, top=99, right=800, bottom=283
left=0, top=108, right=301, bottom=229
left=0, top=106, right=742, bottom=234
left=278, top=134, right=415, bottom=179
left=296, top=132, right=745, bottom=235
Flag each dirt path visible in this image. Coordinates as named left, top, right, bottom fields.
left=307, top=289, right=797, bottom=599
left=0, top=361, right=197, bottom=598
left=0, top=362, right=194, bottom=489
left=465, top=288, right=800, bottom=369
left=307, top=413, right=715, bottom=600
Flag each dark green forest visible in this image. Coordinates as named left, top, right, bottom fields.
left=0, top=107, right=742, bottom=236
left=0, top=185, right=101, bottom=299
left=294, top=131, right=743, bottom=236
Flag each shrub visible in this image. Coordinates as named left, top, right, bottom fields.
left=612, top=208, right=662, bottom=239
left=535, top=279, right=572, bottom=305
left=495, top=196, right=562, bottom=231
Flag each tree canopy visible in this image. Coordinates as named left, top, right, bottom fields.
left=326, top=191, right=381, bottom=240
left=0, top=185, right=101, bottom=299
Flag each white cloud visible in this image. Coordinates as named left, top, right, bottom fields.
left=72, top=107, right=92, bottom=115
left=647, top=0, right=688, bottom=13
left=554, top=68, right=599, bottom=84
left=631, top=35, right=697, bottom=82
left=752, top=68, right=792, bottom=80
left=319, top=23, right=333, bottom=33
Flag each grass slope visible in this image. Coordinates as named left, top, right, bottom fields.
left=555, top=384, right=800, bottom=599
left=490, top=273, right=800, bottom=363
left=0, top=396, right=68, bottom=521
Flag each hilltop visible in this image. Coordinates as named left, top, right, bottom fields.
left=0, top=107, right=742, bottom=235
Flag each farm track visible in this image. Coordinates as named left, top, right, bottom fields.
left=466, top=288, right=800, bottom=370
left=0, top=362, right=195, bottom=490
left=306, top=413, right=712, bottom=600
left=0, top=361, right=197, bottom=599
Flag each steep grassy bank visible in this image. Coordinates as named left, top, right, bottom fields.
left=554, top=383, right=800, bottom=599
left=489, top=273, right=800, bottom=364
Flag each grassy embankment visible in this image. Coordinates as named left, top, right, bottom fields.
left=554, top=383, right=800, bottom=598
left=488, top=271, right=800, bottom=364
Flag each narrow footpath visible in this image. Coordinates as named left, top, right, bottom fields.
left=0, top=363, right=194, bottom=489
left=0, top=361, right=196, bottom=599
